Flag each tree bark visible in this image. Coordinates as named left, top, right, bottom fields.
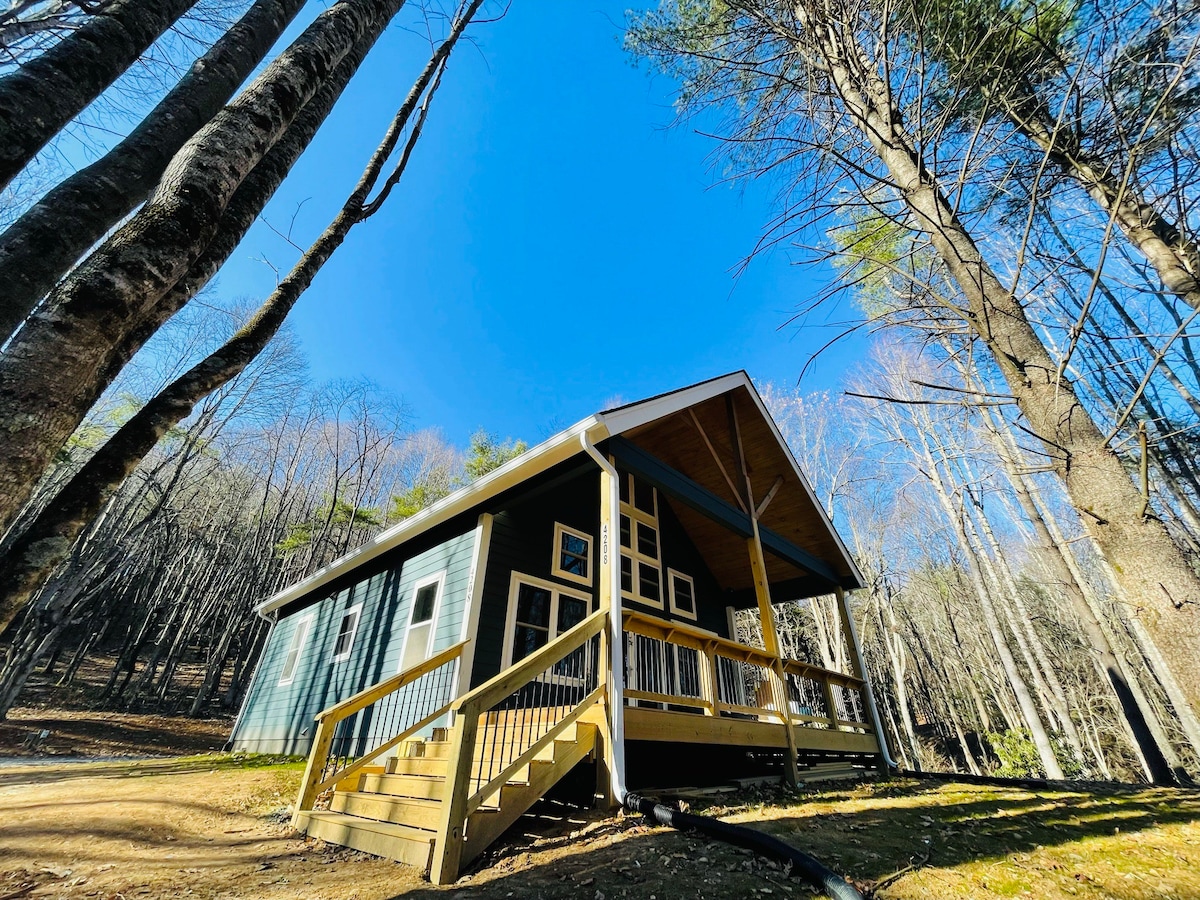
left=0, top=0, right=308, bottom=342
left=0, top=0, right=199, bottom=192
left=0, top=0, right=409, bottom=541
left=0, top=3, right=474, bottom=634
left=791, top=0, right=1200, bottom=722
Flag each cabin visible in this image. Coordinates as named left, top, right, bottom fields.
left=228, top=372, right=888, bottom=883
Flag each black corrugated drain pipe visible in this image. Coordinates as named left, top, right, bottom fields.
left=623, top=792, right=864, bottom=900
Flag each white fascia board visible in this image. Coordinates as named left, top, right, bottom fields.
left=742, top=379, right=867, bottom=590
left=257, top=415, right=611, bottom=616
left=599, top=371, right=751, bottom=437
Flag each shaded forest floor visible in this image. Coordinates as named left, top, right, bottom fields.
left=0, top=753, right=1197, bottom=899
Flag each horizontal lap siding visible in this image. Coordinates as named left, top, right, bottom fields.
left=230, top=528, right=478, bottom=755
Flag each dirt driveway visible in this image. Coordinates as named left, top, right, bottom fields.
left=1, top=756, right=1199, bottom=900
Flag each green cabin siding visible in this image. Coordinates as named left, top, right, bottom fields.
left=230, top=527, right=478, bottom=755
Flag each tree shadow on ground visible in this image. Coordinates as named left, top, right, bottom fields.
left=387, top=779, right=1200, bottom=899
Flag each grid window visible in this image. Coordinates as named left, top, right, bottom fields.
left=551, top=523, right=592, bottom=586
left=618, top=471, right=663, bottom=609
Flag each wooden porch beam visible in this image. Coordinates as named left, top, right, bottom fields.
left=605, top=437, right=841, bottom=587
left=686, top=408, right=747, bottom=513
left=755, top=475, right=784, bottom=519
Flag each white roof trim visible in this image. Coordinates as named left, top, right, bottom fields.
left=257, top=371, right=863, bottom=617
left=257, top=415, right=608, bottom=615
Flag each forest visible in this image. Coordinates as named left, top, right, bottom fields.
left=0, top=0, right=1198, bottom=793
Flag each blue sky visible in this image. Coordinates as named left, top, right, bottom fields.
left=211, top=1, right=865, bottom=445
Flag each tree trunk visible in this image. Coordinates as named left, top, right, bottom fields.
left=0, top=0, right=409, bottom=540
left=0, top=0, right=308, bottom=342
left=794, top=1, right=1200, bottom=721
left=0, top=0, right=199, bottom=192
left=0, top=6, right=470, bottom=633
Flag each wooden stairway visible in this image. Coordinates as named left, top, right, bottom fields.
left=298, top=717, right=599, bottom=874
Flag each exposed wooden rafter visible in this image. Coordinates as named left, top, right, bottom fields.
left=685, top=408, right=747, bottom=513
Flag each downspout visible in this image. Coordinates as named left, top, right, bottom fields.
left=836, top=587, right=899, bottom=769
left=580, top=430, right=628, bottom=804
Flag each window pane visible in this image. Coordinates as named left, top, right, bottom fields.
left=561, top=532, right=588, bottom=556
left=672, top=575, right=694, bottom=613
left=633, top=477, right=655, bottom=514
left=512, top=624, right=548, bottom=661
left=558, top=596, right=587, bottom=632
left=515, top=583, right=551, bottom=627
left=619, top=472, right=630, bottom=504
left=638, top=562, right=660, bottom=602
left=619, top=515, right=631, bottom=549
left=560, top=553, right=587, bottom=577
left=413, top=584, right=438, bottom=623
left=333, top=610, right=358, bottom=657
left=620, top=555, right=632, bottom=592
left=636, top=522, right=658, bottom=559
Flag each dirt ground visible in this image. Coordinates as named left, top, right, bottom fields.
left=0, top=753, right=1198, bottom=900
left=0, top=708, right=231, bottom=759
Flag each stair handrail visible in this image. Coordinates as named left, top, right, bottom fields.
left=430, top=608, right=608, bottom=883
left=292, top=639, right=469, bottom=826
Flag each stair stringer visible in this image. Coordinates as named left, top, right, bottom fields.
left=461, top=722, right=597, bottom=863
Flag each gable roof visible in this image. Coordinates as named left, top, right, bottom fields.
left=257, top=372, right=863, bottom=615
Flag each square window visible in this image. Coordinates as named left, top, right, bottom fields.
left=668, top=569, right=696, bottom=620
left=620, top=555, right=633, bottom=593
left=637, top=562, right=660, bottom=603
left=636, top=522, right=658, bottom=559
left=633, top=476, right=655, bottom=515
left=552, top=523, right=592, bottom=586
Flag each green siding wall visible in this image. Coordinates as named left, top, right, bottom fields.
left=230, top=527, right=477, bottom=754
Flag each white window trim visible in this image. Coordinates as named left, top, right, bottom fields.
left=666, top=568, right=697, bottom=621
left=398, top=570, right=447, bottom=673
left=619, top=473, right=664, bottom=610
left=551, top=522, right=593, bottom=587
left=330, top=602, right=363, bottom=663
left=278, top=613, right=314, bottom=686
left=501, top=571, right=592, bottom=674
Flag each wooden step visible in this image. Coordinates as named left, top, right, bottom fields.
left=334, top=765, right=384, bottom=793
left=331, top=792, right=444, bottom=830
left=462, top=723, right=597, bottom=861
left=360, top=772, right=446, bottom=801
left=301, top=810, right=435, bottom=871
left=397, top=723, right=580, bottom=761
left=386, top=753, right=532, bottom=783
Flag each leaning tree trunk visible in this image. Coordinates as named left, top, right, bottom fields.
left=0, top=0, right=199, bottom=192
left=0, top=0, right=308, bottom=341
left=0, top=3, right=476, bottom=634
left=0, top=0, right=410, bottom=541
left=792, top=0, right=1200, bottom=721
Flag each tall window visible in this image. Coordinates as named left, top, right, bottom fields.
left=399, top=572, right=444, bottom=672
left=551, top=523, right=592, bottom=586
left=503, top=573, right=591, bottom=676
left=278, top=613, right=313, bottom=685
left=619, top=471, right=663, bottom=609
left=331, top=603, right=363, bottom=662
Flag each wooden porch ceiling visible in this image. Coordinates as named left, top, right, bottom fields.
left=618, top=385, right=857, bottom=601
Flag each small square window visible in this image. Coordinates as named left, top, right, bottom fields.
left=668, top=569, right=696, bottom=621
left=331, top=604, right=362, bottom=662
left=551, top=523, right=592, bottom=586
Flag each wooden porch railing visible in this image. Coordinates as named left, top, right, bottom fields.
left=430, top=608, right=608, bottom=884
left=622, top=610, right=872, bottom=732
left=291, top=640, right=469, bottom=827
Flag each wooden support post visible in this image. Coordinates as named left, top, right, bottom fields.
left=833, top=586, right=890, bottom=766
left=430, top=706, right=478, bottom=884
left=291, top=718, right=334, bottom=829
left=595, top=465, right=618, bottom=809
left=748, top=518, right=801, bottom=787
left=700, top=640, right=719, bottom=716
